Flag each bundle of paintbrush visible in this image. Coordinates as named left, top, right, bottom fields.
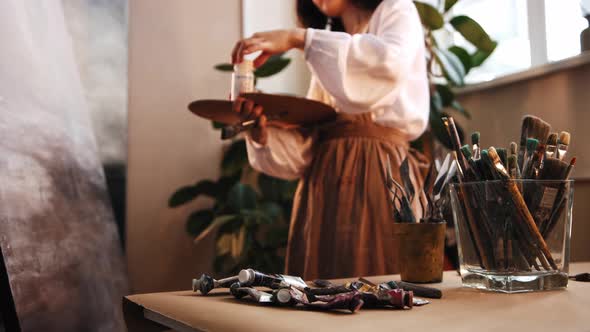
left=383, top=153, right=456, bottom=223
left=442, top=115, right=576, bottom=273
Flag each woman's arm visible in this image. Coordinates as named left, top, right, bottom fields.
left=304, top=0, right=424, bottom=113
left=232, top=97, right=313, bottom=181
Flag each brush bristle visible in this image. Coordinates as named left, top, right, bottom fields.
left=508, top=154, right=517, bottom=169
left=526, top=138, right=539, bottom=152
left=471, top=132, right=480, bottom=145
left=487, top=147, right=508, bottom=177
left=481, top=149, right=488, bottom=160
left=547, top=133, right=558, bottom=146
left=539, top=158, right=568, bottom=180
left=461, top=144, right=472, bottom=159
left=520, top=115, right=551, bottom=146
left=498, top=148, right=507, bottom=166
left=510, top=142, right=518, bottom=156
left=559, top=131, right=571, bottom=145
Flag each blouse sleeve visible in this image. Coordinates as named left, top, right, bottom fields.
left=245, top=126, right=314, bottom=180
left=303, top=0, right=424, bottom=114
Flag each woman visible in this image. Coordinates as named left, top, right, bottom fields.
left=232, top=0, right=429, bottom=279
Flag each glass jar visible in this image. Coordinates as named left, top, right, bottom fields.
left=450, top=179, right=573, bottom=293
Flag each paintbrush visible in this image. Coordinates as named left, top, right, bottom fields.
left=522, top=138, right=539, bottom=179
left=472, top=132, right=481, bottom=160
left=530, top=158, right=568, bottom=231
left=518, top=115, right=551, bottom=169
left=545, top=132, right=558, bottom=159
left=557, top=131, right=571, bottom=160
left=525, top=143, right=546, bottom=179
left=510, top=142, right=518, bottom=157
left=542, top=157, right=576, bottom=237
left=507, top=154, right=520, bottom=179
left=497, top=148, right=508, bottom=167
left=442, top=117, right=467, bottom=175
left=488, top=147, right=557, bottom=270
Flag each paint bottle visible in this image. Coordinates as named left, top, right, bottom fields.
left=230, top=60, right=255, bottom=100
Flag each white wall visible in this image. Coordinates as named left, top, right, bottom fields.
left=242, top=0, right=310, bottom=96
left=127, top=0, right=241, bottom=292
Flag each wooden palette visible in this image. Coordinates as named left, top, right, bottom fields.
left=187, top=93, right=336, bottom=127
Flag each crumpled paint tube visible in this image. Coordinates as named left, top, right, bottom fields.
left=356, top=289, right=414, bottom=309
left=307, top=291, right=365, bottom=313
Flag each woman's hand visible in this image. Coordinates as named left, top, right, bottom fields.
left=232, top=28, right=306, bottom=68
left=233, top=96, right=268, bottom=145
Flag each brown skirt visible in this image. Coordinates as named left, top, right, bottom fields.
left=285, top=113, right=428, bottom=280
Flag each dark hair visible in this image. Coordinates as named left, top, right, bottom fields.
left=296, top=0, right=383, bottom=32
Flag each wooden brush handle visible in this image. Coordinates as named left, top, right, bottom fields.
left=506, top=181, right=558, bottom=270
left=456, top=186, right=491, bottom=269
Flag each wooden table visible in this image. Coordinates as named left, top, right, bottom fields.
left=123, top=262, right=590, bottom=332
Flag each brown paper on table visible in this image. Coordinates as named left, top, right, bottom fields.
left=123, top=262, right=590, bottom=332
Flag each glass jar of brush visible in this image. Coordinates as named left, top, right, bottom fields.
left=450, top=178, right=573, bottom=293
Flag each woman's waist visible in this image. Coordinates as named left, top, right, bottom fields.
left=317, top=113, right=411, bottom=145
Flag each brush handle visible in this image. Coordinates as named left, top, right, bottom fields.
left=221, top=120, right=258, bottom=140
left=394, top=281, right=443, bottom=299
left=455, top=186, right=491, bottom=269
left=505, top=181, right=558, bottom=270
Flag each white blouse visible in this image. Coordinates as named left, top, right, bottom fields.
left=246, top=0, right=429, bottom=180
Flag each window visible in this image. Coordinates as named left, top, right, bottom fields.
left=450, top=0, right=588, bottom=83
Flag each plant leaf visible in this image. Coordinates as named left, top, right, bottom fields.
left=216, top=233, right=233, bottom=256
left=451, top=100, right=471, bottom=119
left=221, top=139, right=248, bottom=177
left=194, top=214, right=238, bottom=244
left=186, top=209, right=215, bottom=237
left=435, top=84, right=454, bottom=107
left=413, top=1, right=444, bottom=30
left=433, top=47, right=465, bottom=86
left=448, top=46, right=472, bottom=74
left=227, top=183, right=258, bottom=212
left=450, top=15, right=496, bottom=52
left=260, top=202, right=283, bottom=220
left=261, top=226, right=289, bottom=249
left=471, top=42, right=497, bottom=67
left=254, top=55, right=291, bottom=78
left=431, top=90, right=443, bottom=111
left=215, top=63, right=234, bottom=72
left=216, top=171, right=242, bottom=201
left=168, top=180, right=217, bottom=207
left=258, top=173, right=298, bottom=202
left=444, top=0, right=458, bottom=12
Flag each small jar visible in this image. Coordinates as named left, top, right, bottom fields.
left=230, top=60, right=255, bottom=100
